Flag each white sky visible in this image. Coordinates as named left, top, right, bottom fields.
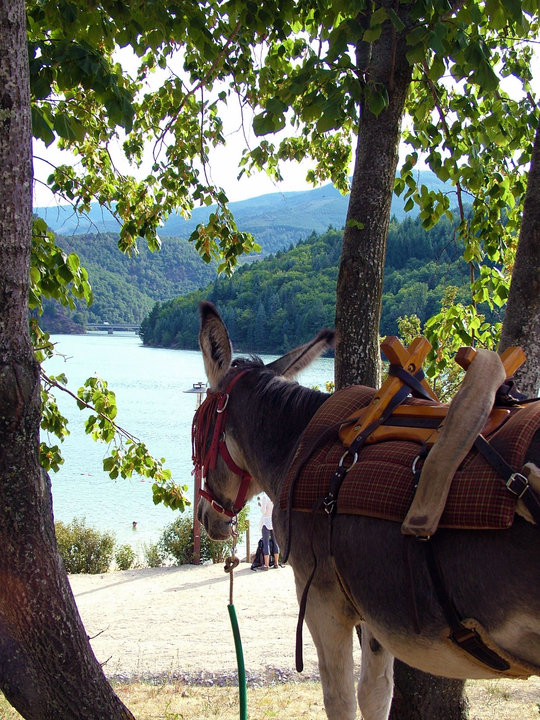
left=32, top=47, right=540, bottom=209
left=32, top=102, right=326, bottom=208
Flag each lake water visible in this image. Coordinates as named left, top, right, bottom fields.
left=44, top=333, right=334, bottom=559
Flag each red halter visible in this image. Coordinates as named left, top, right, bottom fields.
left=192, top=370, right=252, bottom=518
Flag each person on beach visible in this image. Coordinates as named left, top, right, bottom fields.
left=258, top=493, right=280, bottom=570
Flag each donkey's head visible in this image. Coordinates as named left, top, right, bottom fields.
left=194, top=301, right=334, bottom=540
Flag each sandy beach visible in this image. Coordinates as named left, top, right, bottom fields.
left=69, top=562, right=345, bottom=684
left=68, top=562, right=540, bottom=720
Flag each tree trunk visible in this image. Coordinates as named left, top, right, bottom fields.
left=499, top=116, right=540, bottom=396
left=0, top=3, right=134, bottom=718
left=335, top=7, right=468, bottom=720
left=389, top=663, right=469, bottom=720
left=335, top=7, right=412, bottom=389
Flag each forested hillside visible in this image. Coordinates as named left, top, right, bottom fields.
left=37, top=171, right=454, bottom=333
left=140, top=214, right=486, bottom=353
left=41, top=232, right=217, bottom=330
left=35, top=170, right=449, bottom=256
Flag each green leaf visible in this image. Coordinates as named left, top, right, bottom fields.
left=53, top=114, right=86, bottom=142
left=253, top=112, right=277, bottom=136
left=31, top=106, right=54, bottom=146
left=388, top=8, right=405, bottom=32
left=365, top=84, right=389, bottom=116
left=363, top=25, right=382, bottom=42
left=346, top=218, right=364, bottom=230
left=66, top=253, right=80, bottom=273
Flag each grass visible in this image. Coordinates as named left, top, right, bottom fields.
left=1, top=676, right=539, bottom=719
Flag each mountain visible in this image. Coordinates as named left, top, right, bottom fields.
left=35, top=170, right=451, bottom=257
left=140, top=216, right=483, bottom=353
left=41, top=232, right=217, bottom=329
left=35, top=170, right=458, bottom=332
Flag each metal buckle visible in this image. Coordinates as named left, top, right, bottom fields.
left=216, top=394, right=229, bottom=413
left=338, top=450, right=358, bottom=473
left=505, top=472, right=529, bottom=499
left=323, top=495, right=336, bottom=515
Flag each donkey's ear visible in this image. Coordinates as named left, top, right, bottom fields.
left=266, top=329, right=335, bottom=378
left=199, top=302, right=232, bottom=388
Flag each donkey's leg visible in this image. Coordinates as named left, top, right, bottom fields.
left=357, top=623, right=394, bottom=720
left=302, top=584, right=357, bottom=720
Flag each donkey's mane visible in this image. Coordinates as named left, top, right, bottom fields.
left=229, top=357, right=328, bottom=439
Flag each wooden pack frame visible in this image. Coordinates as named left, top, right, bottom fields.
left=338, top=337, right=526, bottom=449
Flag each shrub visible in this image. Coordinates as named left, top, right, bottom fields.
left=143, top=542, right=165, bottom=568
left=115, top=544, right=136, bottom=570
left=158, top=514, right=195, bottom=565
left=55, top=517, right=115, bottom=574
left=158, top=507, right=249, bottom=565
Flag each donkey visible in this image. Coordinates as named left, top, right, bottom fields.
left=195, top=301, right=540, bottom=720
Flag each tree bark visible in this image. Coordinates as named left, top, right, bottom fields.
left=335, top=6, right=412, bottom=389
left=389, top=663, right=469, bottom=720
left=499, top=116, right=540, bottom=396
left=335, top=6, right=468, bottom=720
left=0, top=3, right=134, bottom=718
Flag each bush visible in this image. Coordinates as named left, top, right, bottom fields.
left=158, top=507, right=249, bottom=565
left=143, top=542, right=165, bottom=568
left=55, top=517, right=115, bottom=574
left=158, top=514, right=195, bottom=565
left=115, top=544, right=136, bottom=570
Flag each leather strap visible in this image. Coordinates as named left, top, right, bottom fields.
left=474, top=435, right=540, bottom=525
left=388, top=364, right=436, bottom=401
left=424, top=540, right=511, bottom=671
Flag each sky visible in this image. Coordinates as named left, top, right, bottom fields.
left=32, top=102, right=329, bottom=208
left=32, top=46, right=540, bottom=210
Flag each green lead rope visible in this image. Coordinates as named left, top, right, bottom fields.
left=225, top=549, right=248, bottom=720
left=228, top=603, right=248, bottom=720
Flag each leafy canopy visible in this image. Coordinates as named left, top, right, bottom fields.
left=28, top=0, right=539, bottom=502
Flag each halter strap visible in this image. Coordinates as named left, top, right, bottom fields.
left=192, top=369, right=252, bottom=518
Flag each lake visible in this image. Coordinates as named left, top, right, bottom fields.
left=44, top=333, right=334, bottom=559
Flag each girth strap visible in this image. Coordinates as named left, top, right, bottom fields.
left=424, top=540, right=511, bottom=672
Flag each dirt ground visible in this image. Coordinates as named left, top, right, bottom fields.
left=69, top=562, right=336, bottom=684
left=66, top=563, right=540, bottom=718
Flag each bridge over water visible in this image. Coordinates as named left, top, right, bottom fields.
left=85, top=323, right=140, bottom=334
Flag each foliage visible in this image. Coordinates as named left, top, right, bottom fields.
left=31, top=214, right=187, bottom=511
left=396, top=314, right=464, bottom=401
left=26, top=0, right=540, bottom=536
left=38, top=231, right=218, bottom=330
left=140, top=218, right=501, bottom=356
left=27, top=0, right=260, bottom=272
left=40, top=368, right=187, bottom=511
left=115, top=544, right=137, bottom=571
left=37, top=169, right=450, bottom=255
left=27, top=0, right=539, bottom=279
left=55, top=517, right=115, bottom=574
left=143, top=542, right=165, bottom=568
left=158, top=507, right=249, bottom=565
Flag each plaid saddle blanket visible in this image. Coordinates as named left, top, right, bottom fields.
left=279, top=386, right=540, bottom=530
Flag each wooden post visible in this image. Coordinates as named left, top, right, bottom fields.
left=245, top=520, right=250, bottom=563
left=185, top=382, right=206, bottom=564
left=192, top=465, right=202, bottom=565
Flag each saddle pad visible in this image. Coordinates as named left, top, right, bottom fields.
left=279, top=386, right=540, bottom=530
